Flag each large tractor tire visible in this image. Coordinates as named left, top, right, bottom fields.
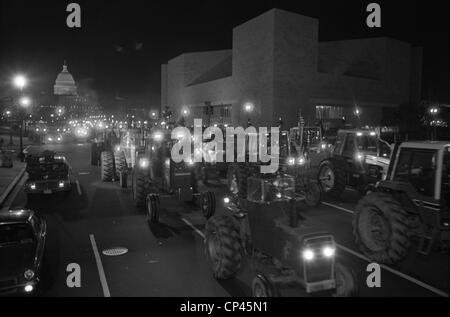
left=200, top=191, right=216, bottom=219
left=114, top=150, right=127, bottom=175
left=227, top=163, right=250, bottom=199
left=333, top=263, right=358, bottom=297
left=305, top=181, right=322, bottom=207
left=101, top=151, right=114, bottom=182
left=205, top=215, right=242, bottom=279
left=353, top=192, right=410, bottom=264
left=318, top=159, right=346, bottom=197
left=132, top=168, right=151, bottom=208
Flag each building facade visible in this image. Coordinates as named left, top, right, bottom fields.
left=161, top=9, right=422, bottom=131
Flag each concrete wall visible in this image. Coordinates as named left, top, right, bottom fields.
left=232, top=10, right=276, bottom=127
left=273, top=9, right=319, bottom=129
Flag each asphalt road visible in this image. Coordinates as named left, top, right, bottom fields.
left=5, top=142, right=449, bottom=297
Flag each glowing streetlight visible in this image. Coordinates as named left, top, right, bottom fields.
left=243, top=102, right=254, bottom=113
left=13, top=75, right=27, bottom=90
left=19, top=97, right=31, bottom=107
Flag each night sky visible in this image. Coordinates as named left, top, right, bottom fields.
left=0, top=0, right=449, bottom=109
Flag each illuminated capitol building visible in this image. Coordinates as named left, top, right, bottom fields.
left=53, top=61, right=101, bottom=116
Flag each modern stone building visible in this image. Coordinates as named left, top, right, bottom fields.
left=161, top=9, right=423, bottom=131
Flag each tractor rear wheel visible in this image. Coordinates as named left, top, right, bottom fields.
left=132, top=168, right=151, bottom=208
left=227, top=163, right=250, bottom=199
left=146, top=194, right=160, bottom=223
left=333, top=263, right=358, bottom=297
left=101, top=151, right=114, bottom=182
left=353, top=192, right=410, bottom=264
left=114, top=150, right=127, bottom=175
left=201, top=191, right=216, bottom=219
left=318, top=160, right=346, bottom=197
left=205, top=215, right=242, bottom=279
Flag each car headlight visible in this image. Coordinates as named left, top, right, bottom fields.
left=322, top=246, right=336, bottom=258
left=302, top=249, right=315, bottom=261
left=139, top=158, right=149, bottom=169
left=59, top=181, right=65, bottom=188
left=30, top=184, right=36, bottom=190
left=24, top=269, right=35, bottom=280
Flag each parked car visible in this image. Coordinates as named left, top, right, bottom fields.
left=0, top=210, right=46, bottom=295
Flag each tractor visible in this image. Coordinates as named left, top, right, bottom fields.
left=131, top=129, right=216, bottom=223
left=205, top=171, right=358, bottom=297
left=353, top=141, right=450, bottom=264
left=309, top=129, right=392, bottom=197
left=227, top=125, right=322, bottom=207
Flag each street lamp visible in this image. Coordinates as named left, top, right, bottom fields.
left=13, top=75, right=28, bottom=162
left=13, top=75, right=27, bottom=91
left=243, top=102, right=254, bottom=126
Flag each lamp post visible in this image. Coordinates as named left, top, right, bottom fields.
left=13, top=75, right=28, bottom=162
left=243, top=102, right=254, bottom=127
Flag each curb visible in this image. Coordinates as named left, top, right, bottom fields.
left=0, top=165, right=27, bottom=209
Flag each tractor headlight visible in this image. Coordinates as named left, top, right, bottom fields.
left=24, top=269, right=35, bottom=280
left=223, top=197, right=231, bottom=204
left=30, top=184, right=36, bottom=190
left=322, top=246, right=336, bottom=258
left=48, top=137, right=53, bottom=142
left=297, top=156, right=306, bottom=166
left=24, top=284, right=34, bottom=293
left=153, top=132, right=163, bottom=142
left=59, top=181, right=65, bottom=188
left=115, top=145, right=121, bottom=152
left=302, top=249, right=315, bottom=261
left=321, top=143, right=327, bottom=150
left=355, top=152, right=365, bottom=162
left=139, top=158, right=149, bottom=169
left=287, top=157, right=295, bottom=166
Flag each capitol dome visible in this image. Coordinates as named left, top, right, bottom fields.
left=54, top=61, right=77, bottom=95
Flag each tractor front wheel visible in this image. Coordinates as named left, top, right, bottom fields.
left=205, top=215, right=242, bottom=279
left=318, top=160, right=346, bottom=197
left=201, top=191, right=216, bottom=219
left=353, top=192, right=410, bottom=264
left=114, top=150, right=127, bottom=176
left=146, top=194, right=160, bottom=223
left=333, top=263, right=358, bottom=297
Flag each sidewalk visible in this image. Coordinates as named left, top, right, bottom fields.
left=0, top=155, right=27, bottom=207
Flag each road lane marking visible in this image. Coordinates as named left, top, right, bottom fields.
left=75, top=180, right=82, bottom=196
left=89, top=234, right=111, bottom=297
left=336, top=243, right=449, bottom=297
left=79, top=172, right=90, bottom=175
left=181, top=218, right=205, bottom=239
left=322, top=201, right=355, bottom=214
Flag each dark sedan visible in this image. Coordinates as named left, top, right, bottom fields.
left=0, top=210, right=46, bottom=296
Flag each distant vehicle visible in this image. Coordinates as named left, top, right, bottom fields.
left=24, top=150, right=72, bottom=198
left=43, top=134, right=63, bottom=145
left=0, top=210, right=46, bottom=295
